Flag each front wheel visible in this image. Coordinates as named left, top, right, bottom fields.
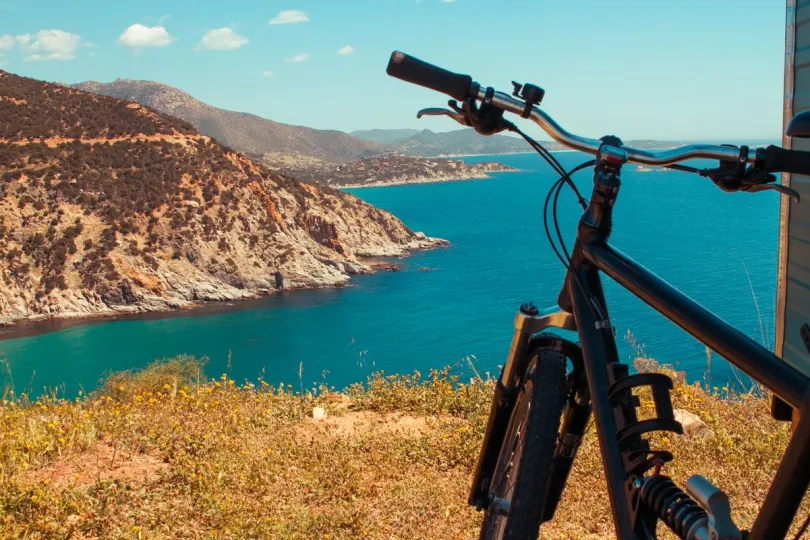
left=479, top=348, right=567, bottom=540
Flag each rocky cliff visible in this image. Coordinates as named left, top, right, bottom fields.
left=0, top=70, right=446, bottom=324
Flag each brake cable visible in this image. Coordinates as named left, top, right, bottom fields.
left=512, top=126, right=592, bottom=270
left=514, top=126, right=589, bottom=210
left=552, top=162, right=594, bottom=266
left=505, top=125, right=611, bottom=323
left=664, top=163, right=702, bottom=175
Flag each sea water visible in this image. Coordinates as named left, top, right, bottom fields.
left=0, top=150, right=781, bottom=397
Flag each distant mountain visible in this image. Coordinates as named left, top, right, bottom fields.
left=356, top=128, right=530, bottom=157
left=351, top=129, right=421, bottom=145
left=72, top=79, right=686, bottom=188
left=352, top=128, right=693, bottom=157
left=72, top=79, right=387, bottom=163
left=73, top=79, right=514, bottom=187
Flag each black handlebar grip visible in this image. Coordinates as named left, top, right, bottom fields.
left=765, top=145, right=810, bottom=176
left=386, top=51, right=473, bottom=101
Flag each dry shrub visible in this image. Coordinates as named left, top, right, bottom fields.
left=0, top=357, right=806, bottom=539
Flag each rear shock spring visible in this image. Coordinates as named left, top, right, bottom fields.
left=639, top=475, right=706, bottom=538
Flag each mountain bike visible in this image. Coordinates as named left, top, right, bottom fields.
left=386, top=50, right=810, bottom=539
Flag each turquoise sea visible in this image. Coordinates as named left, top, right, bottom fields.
left=0, top=149, right=782, bottom=397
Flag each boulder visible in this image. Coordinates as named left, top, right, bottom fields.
left=674, top=409, right=713, bottom=438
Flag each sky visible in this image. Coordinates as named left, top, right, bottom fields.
left=0, top=0, right=789, bottom=140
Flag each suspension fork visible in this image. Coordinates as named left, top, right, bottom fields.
left=467, top=307, right=579, bottom=509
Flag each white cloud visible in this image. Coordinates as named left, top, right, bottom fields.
left=269, top=9, right=309, bottom=25
left=157, top=14, right=171, bottom=25
left=441, top=0, right=456, bottom=2
left=262, top=70, right=274, bottom=77
left=337, top=45, right=355, bottom=55
left=117, top=24, right=174, bottom=48
left=19, top=30, right=82, bottom=61
left=0, top=34, right=14, bottom=50
left=285, top=52, right=309, bottom=63
left=195, top=28, right=248, bottom=51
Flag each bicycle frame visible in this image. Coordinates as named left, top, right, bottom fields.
left=573, top=241, right=810, bottom=539
left=470, top=153, right=810, bottom=539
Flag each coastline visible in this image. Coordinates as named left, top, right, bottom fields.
left=432, top=145, right=685, bottom=159
left=342, top=145, right=689, bottom=188
left=433, top=148, right=578, bottom=158
left=0, top=240, right=449, bottom=334
left=0, top=281, right=350, bottom=340
left=336, top=168, right=520, bottom=190
left=434, top=150, right=537, bottom=158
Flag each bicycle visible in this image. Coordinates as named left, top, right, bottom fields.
left=386, top=50, right=810, bottom=539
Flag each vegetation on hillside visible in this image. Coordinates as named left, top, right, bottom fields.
left=0, top=355, right=804, bottom=539
left=0, top=71, right=195, bottom=142
left=263, top=154, right=514, bottom=187
left=0, top=70, right=440, bottom=323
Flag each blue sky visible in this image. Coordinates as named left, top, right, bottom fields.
left=0, top=0, right=788, bottom=140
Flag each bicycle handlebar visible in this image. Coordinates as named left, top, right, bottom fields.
left=386, top=51, right=758, bottom=167
left=386, top=51, right=474, bottom=102
left=763, top=145, right=810, bottom=176
left=473, top=86, right=753, bottom=166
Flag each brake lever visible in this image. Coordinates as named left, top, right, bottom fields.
left=416, top=107, right=469, bottom=126
left=743, top=182, right=801, bottom=202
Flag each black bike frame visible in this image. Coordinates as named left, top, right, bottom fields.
left=561, top=155, right=810, bottom=538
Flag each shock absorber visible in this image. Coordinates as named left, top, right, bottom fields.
left=639, top=476, right=707, bottom=538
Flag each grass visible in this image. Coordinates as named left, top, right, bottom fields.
left=0, top=356, right=806, bottom=539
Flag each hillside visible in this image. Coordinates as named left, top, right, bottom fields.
left=72, top=79, right=387, bottom=163
left=383, top=128, right=530, bottom=157
left=0, top=70, right=445, bottom=324
left=350, top=128, right=421, bottom=145
left=353, top=128, right=692, bottom=157
left=73, top=78, right=527, bottom=160
left=72, top=79, right=518, bottom=187
left=0, top=355, right=804, bottom=538
left=262, top=154, right=516, bottom=188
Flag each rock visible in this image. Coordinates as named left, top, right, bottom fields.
left=343, top=261, right=365, bottom=275
left=414, top=232, right=426, bottom=239
left=320, top=259, right=345, bottom=273
left=419, top=267, right=435, bottom=272
left=369, top=262, right=401, bottom=272
left=673, top=409, right=712, bottom=438
left=325, top=393, right=349, bottom=404
left=312, top=407, right=326, bottom=420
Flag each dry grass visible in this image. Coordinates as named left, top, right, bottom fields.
left=0, top=357, right=805, bottom=539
